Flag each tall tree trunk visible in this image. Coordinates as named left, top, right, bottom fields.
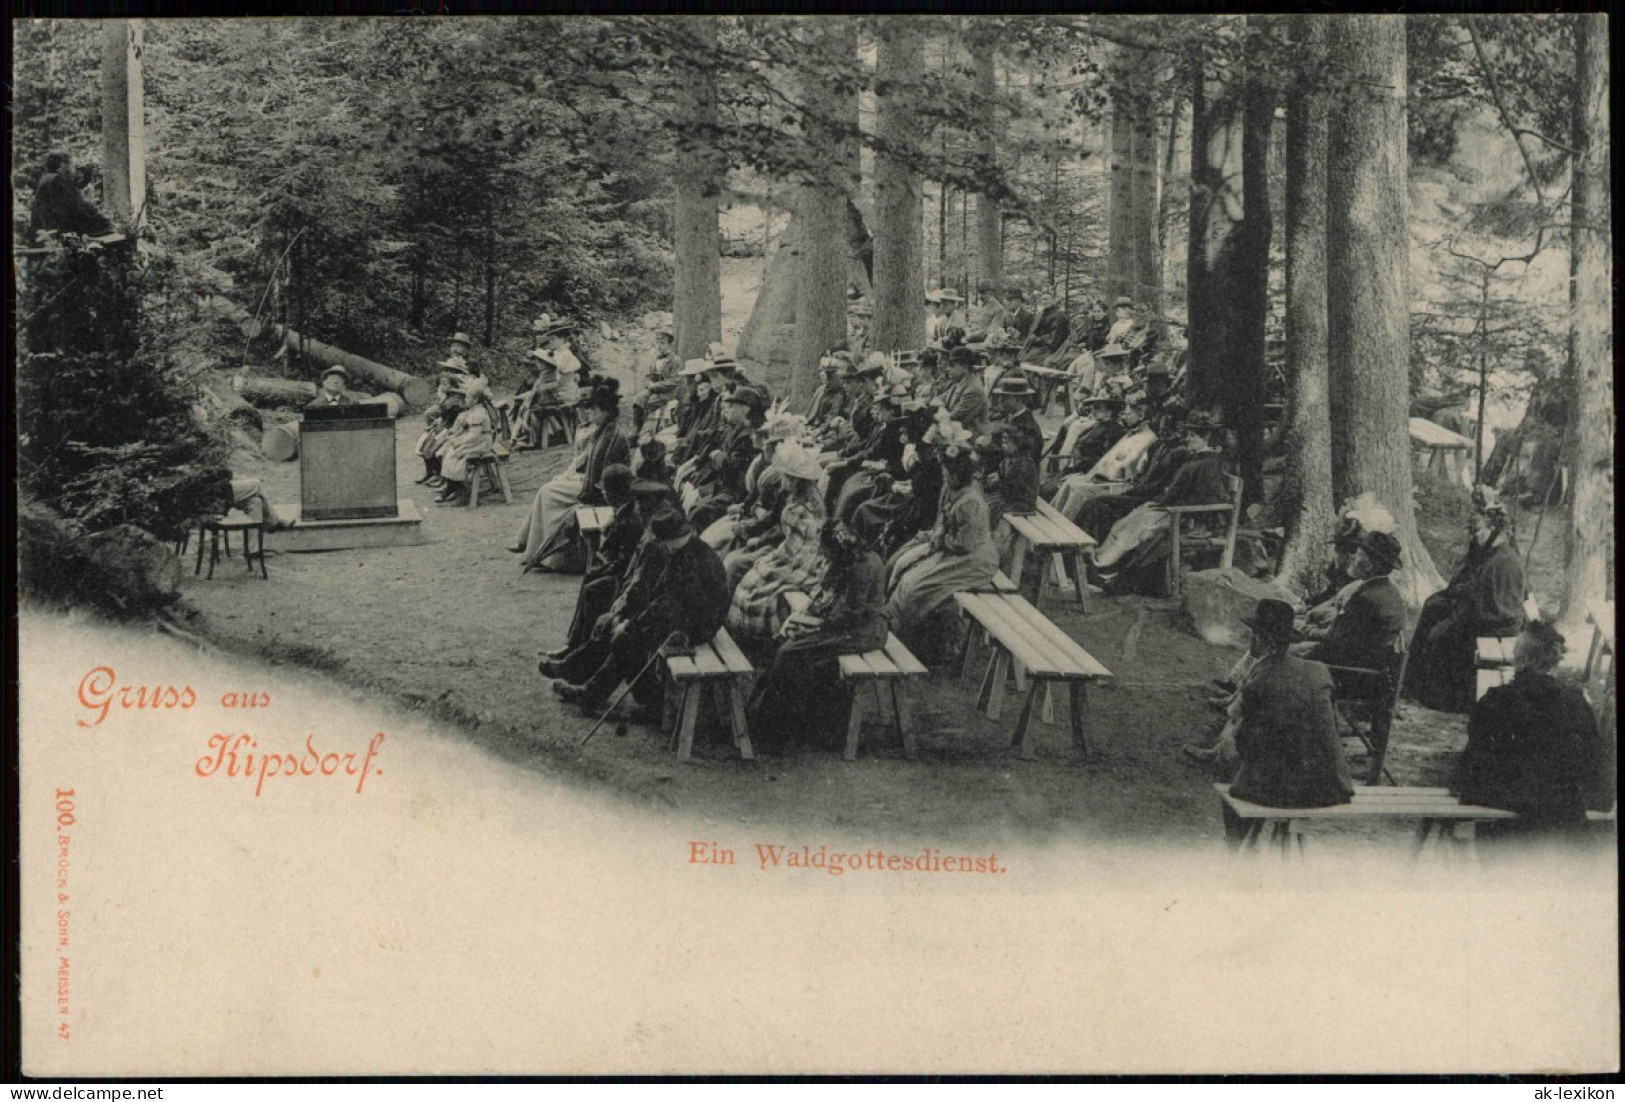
left=100, top=20, right=133, bottom=224
left=1273, top=16, right=1335, bottom=596
left=871, top=20, right=925, bottom=353
left=1107, top=73, right=1136, bottom=301
left=791, top=21, right=859, bottom=407
left=1187, top=22, right=1270, bottom=503
left=971, top=42, right=1002, bottom=292
left=1558, top=12, right=1613, bottom=639
left=1156, top=84, right=1183, bottom=308
left=1326, top=15, right=1442, bottom=600
left=673, top=20, right=723, bottom=361
left=1130, top=63, right=1161, bottom=312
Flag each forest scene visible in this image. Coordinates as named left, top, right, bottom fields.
left=14, top=13, right=1614, bottom=851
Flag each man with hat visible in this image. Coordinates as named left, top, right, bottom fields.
left=827, top=379, right=930, bottom=524
left=308, top=365, right=356, bottom=408
left=1294, top=530, right=1408, bottom=687
left=835, top=355, right=884, bottom=444
left=685, top=384, right=767, bottom=528
left=672, top=359, right=723, bottom=466
left=541, top=467, right=668, bottom=669
left=1105, top=296, right=1138, bottom=348
left=934, top=345, right=989, bottom=436
left=984, top=374, right=1044, bottom=463
left=1004, top=287, right=1036, bottom=349
left=1215, top=599, right=1354, bottom=835
left=632, top=326, right=681, bottom=435
left=550, top=508, right=731, bottom=723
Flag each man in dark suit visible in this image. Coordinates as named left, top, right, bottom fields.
left=1223, top=599, right=1355, bottom=840
left=551, top=509, right=730, bottom=722
left=540, top=465, right=645, bottom=664
left=934, top=346, right=988, bottom=435
left=1298, top=530, right=1409, bottom=686
left=307, top=366, right=356, bottom=408
left=29, top=152, right=114, bottom=238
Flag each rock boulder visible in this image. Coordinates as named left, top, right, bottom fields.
left=1183, top=567, right=1298, bottom=649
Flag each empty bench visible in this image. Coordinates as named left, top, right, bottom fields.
left=783, top=591, right=929, bottom=761
left=1214, top=783, right=1614, bottom=857
left=953, top=591, right=1113, bottom=760
left=662, top=628, right=755, bottom=763
left=1003, top=499, right=1097, bottom=614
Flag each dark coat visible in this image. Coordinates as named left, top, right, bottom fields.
left=936, top=375, right=988, bottom=434
left=31, top=171, right=113, bottom=237
left=1230, top=653, right=1354, bottom=809
left=634, top=535, right=731, bottom=646
left=1063, top=418, right=1128, bottom=475
left=1307, top=575, right=1408, bottom=673
left=578, top=423, right=632, bottom=507
left=586, top=500, right=644, bottom=588
left=1454, top=671, right=1606, bottom=828
left=1405, top=537, right=1527, bottom=713
left=690, top=421, right=759, bottom=502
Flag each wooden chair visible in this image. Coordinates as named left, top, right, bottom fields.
left=197, top=501, right=269, bottom=581
left=1325, top=638, right=1409, bottom=786
left=1164, top=472, right=1244, bottom=598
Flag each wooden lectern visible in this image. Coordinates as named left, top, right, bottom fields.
left=300, top=406, right=398, bottom=521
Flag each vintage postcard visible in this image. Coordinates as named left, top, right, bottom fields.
left=14, top=11, right=1618, bottom=1078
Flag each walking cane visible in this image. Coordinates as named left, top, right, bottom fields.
left=578, top=631, right=689, bottom=747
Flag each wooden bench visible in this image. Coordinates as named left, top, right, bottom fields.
left=662, top=628, right=755, bottom=763
left=1003, top=499, right=1097, bottom=615
left=781, top=591, right=929, bottom=761
left=575, top=505, right=617, bottom=558
left=1215, top=783, right=1614, bottom=857
left=466, top=455, right=514, bottom=507
left=952, top=591, right=1113, bottom=760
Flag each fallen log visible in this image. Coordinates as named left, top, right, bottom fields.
left=210, top=296, right=434, bottom=408
left=198, top=373, right=264, bottom=430
left=235, top=374, right=317, bottom=407
left=275, top=327, right=435, bottom=408
left=357, top=392, right=406, bottom=419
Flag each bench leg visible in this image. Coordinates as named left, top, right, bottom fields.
left=468, top=472, right=482, bottom=509
left=1011, top=680, right=1042, bottom=761
left=1068, top=550, right=1091, bottom=614
left=255, top=527, right=268, bottom=580
left=1243, top=820, right=1265, bottom=852
left=675, top=684, right=701, bottom=762
left=891, top=680, right=916, bottom=759
left=194, top=525, right=207, bottom=576
left=1040, top=683, right=1056, bottom=726
left=1069, top=681, right=1090, bottom=755
left=1008, top=535, right=1029, bottom=591
left=1167, top=522, right=1183, bottom=598
left=1049, top=551, right=1068, bottom=592
left=957, top=614, right=978, bottom=683
left=979, top=648, right=1011, bottom=719
left=497, top=464, right=514, bottom=505
left=206, top=529, right=221, bottom=580
left=1410, top=819, right=1437, bottom=861
left=843, top=685, right=867, bottom=761
left=728, top=681, right=753, bottom=761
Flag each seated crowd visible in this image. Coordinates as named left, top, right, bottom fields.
left=476, top=293, right=1607, bottom=832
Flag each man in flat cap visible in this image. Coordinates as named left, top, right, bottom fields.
left=308, top=365, right=356, bottom=408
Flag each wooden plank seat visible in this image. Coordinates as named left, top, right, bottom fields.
left=662, top=628, right=756, bottom=763
left=465, top=455, right=513, bottom=507
left=1003, top=499, right=1097, bottom=615
left=1475, top=636, right=1517, bottom=668
left=780, top=591, right=928, bottom=761
left=952, top=591, right=1113, bottom=760
left=1214, top=782, right=1615, bottom=857
left=1476, top=665, right=1511, bottom=701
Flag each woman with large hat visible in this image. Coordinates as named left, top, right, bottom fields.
left=725, top=439, right=830, bottom=663
left=1404, top=487, right=1528, bottom=713
left=513, top=378, right=630, bottom=573
left=882, top=419, right=999, bottom=662
left=747, top=520, right=891, bottom=753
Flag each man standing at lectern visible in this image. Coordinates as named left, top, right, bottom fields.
left=309, top=365, right=356, bottom=408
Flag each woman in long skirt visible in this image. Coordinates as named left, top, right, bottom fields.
left=725, top=441, right=829, bottom=662
left=884, top=449, right=998, bottom=661
left=748, top=521, right=889, bottom=752
left=513, top=380, right=629, bottom=573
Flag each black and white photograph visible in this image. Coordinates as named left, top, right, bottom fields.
left=12, top=11, right=1617, bottom=1079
